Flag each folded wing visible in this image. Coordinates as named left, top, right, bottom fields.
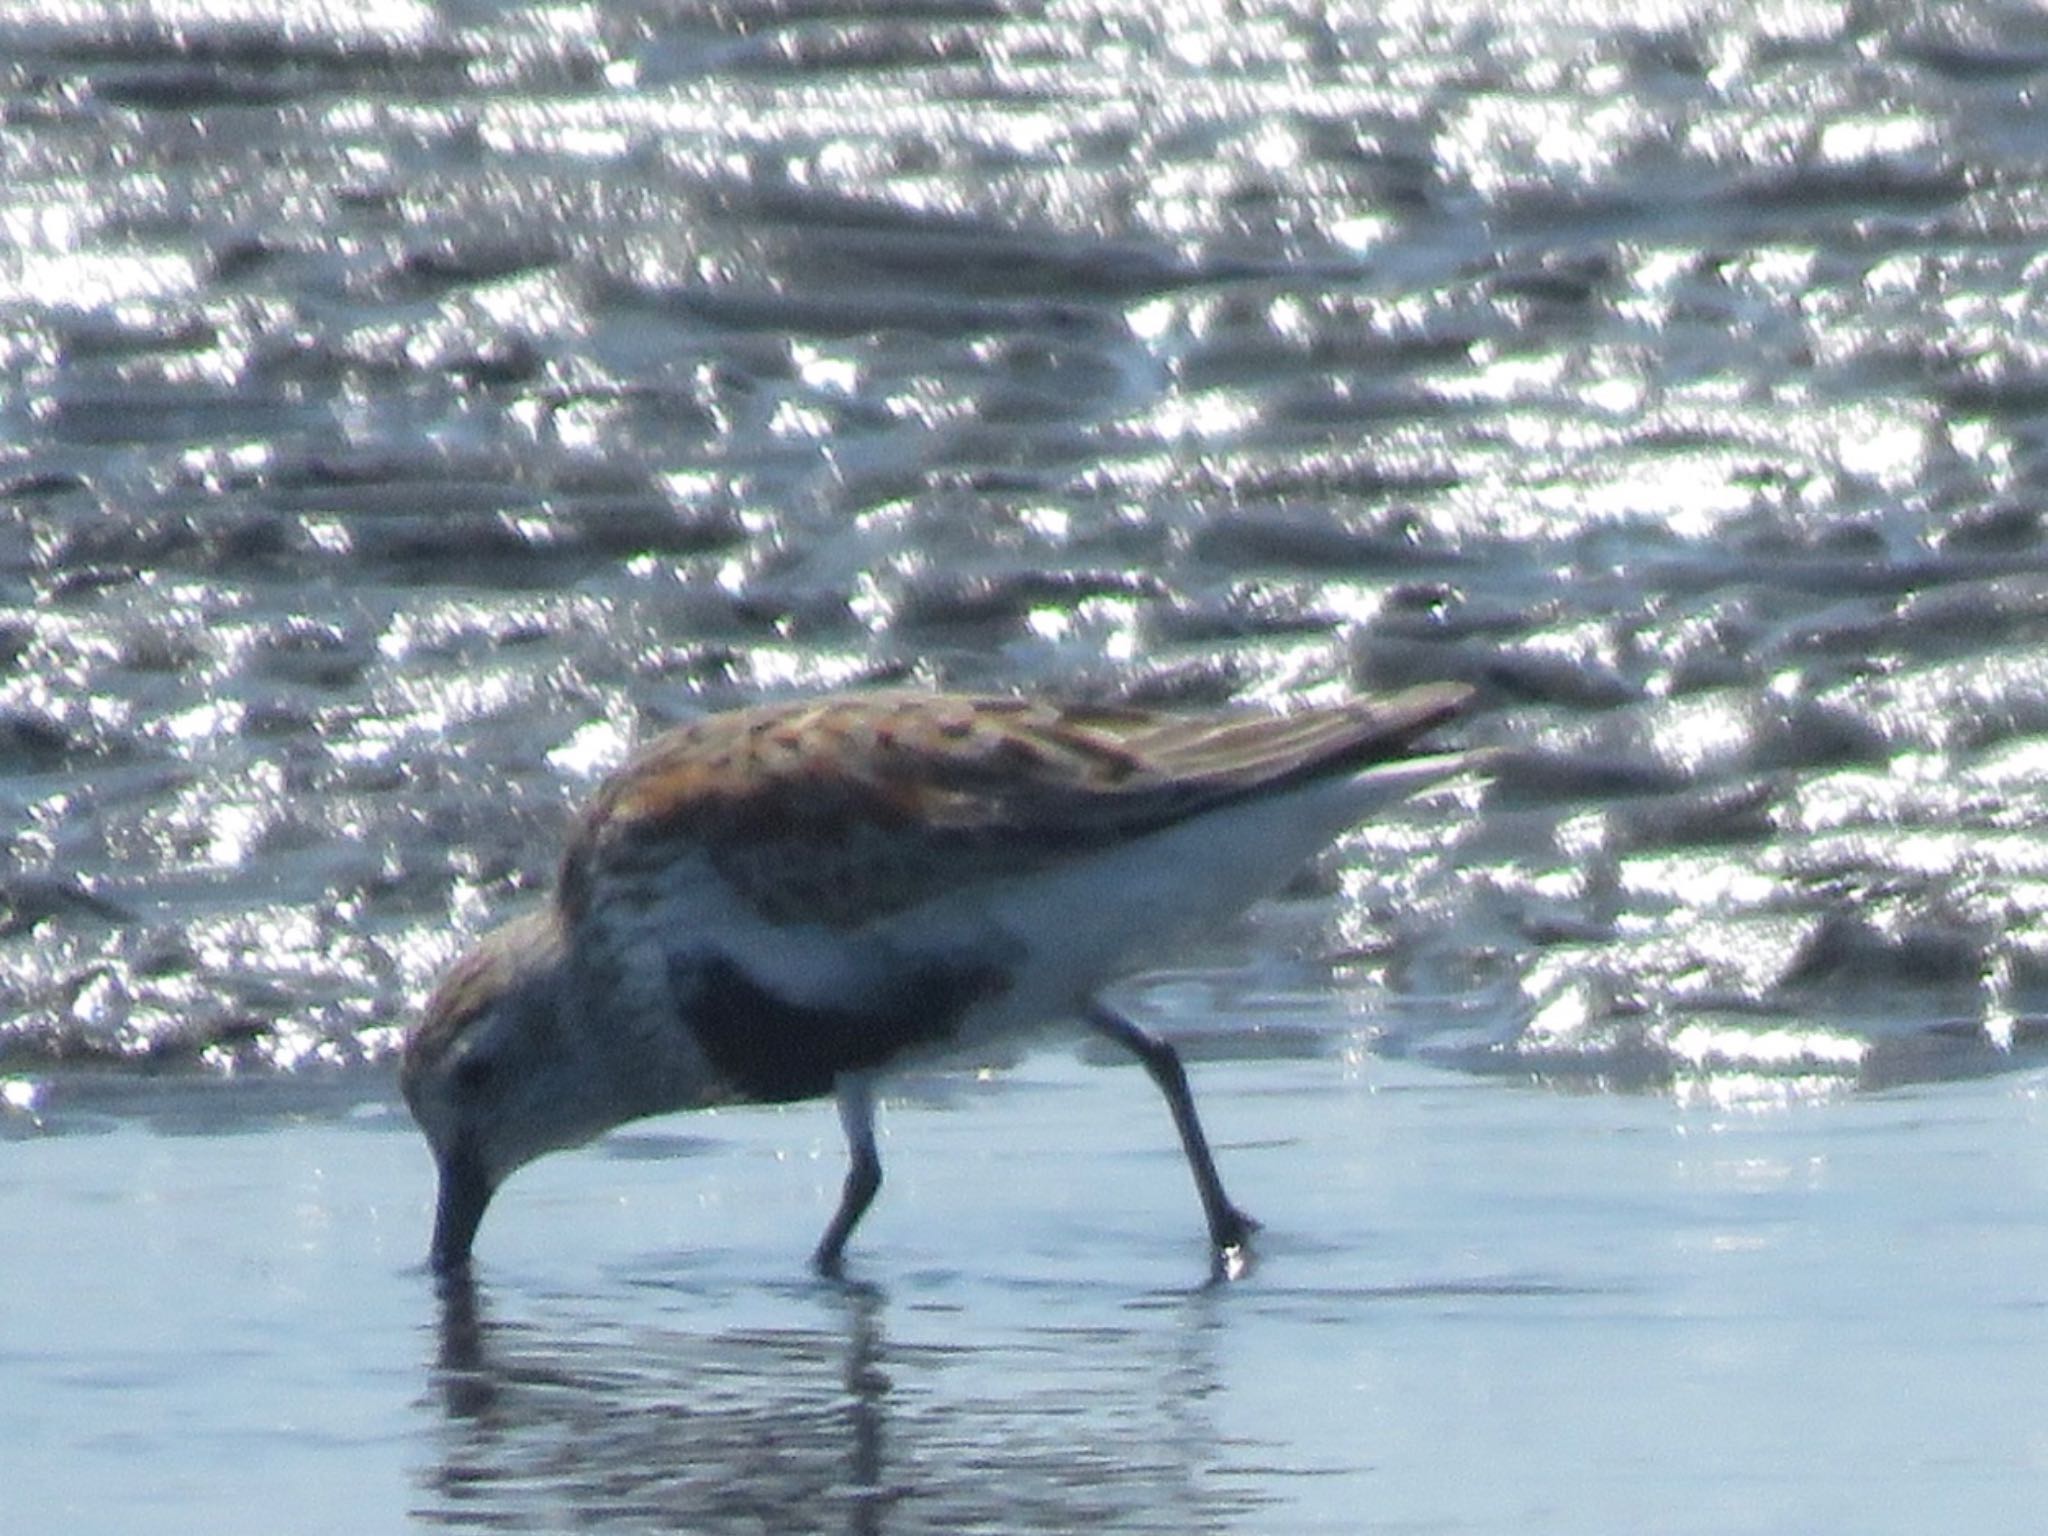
left=561, top=685, right=1472, bottom=931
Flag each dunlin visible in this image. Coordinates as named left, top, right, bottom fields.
left=402, top=685, right=1484, bottom=1277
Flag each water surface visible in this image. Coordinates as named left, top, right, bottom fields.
left=8, top=1057, right=2047, bottom=1533
left=8, top=0, right=2048, bottom=1527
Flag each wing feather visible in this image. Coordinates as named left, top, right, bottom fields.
left=559, top=685, right=1471, bottom=929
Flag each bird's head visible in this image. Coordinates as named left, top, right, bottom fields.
left=400, top=908, right=582, bottom=1273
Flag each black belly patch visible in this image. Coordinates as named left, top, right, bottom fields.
left=674, top=952, right=1007, bottom=1104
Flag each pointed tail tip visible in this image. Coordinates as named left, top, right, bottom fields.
left=1337, top=680, right=1482, bottom=760
left=1383, top=678, right=1477, bottom=722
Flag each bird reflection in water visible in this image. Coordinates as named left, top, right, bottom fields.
left=417, top=1271, right=1261, bottom=1533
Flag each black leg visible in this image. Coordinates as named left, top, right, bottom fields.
left=1085, top=1001, right=1259, bottom=1265
left=814, top=1074, right=882, bottom=1276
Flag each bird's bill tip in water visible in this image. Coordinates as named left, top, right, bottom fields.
left=429, top=1148, right=493, bottom=1274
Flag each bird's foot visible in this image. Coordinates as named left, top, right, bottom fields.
left=1209, top=1205, right=1260, bottom=1281
left=1212, top=1204, right=1260, bottom=1247
left=1212, top=1241, right=1256, bottom=1283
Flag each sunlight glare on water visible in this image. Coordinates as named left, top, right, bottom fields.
left=9, top=0, right=2048, bottom=1528
left=0, top=0, right=442, bottom=40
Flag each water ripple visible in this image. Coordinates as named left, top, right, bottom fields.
left=8, top=0, right=2048, bottom=1102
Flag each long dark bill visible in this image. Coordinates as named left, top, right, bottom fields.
left=430, top=1145, right=493, bottom=1274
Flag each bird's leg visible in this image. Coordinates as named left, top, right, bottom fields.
left=1084, top=1001, right=1259, bottom=1265
left=813, top=1073, right=882, bottom=1277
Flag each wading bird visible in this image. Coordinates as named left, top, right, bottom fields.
left=402, top=685, right=1483, bottom=1278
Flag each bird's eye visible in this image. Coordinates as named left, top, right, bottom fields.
left=453, top=1051, right=497, bottom=1094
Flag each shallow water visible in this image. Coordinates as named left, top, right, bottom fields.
left=9, top=1054, right=2048, bottom=1533
left=10, top=0, right=2048, bottom=1527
